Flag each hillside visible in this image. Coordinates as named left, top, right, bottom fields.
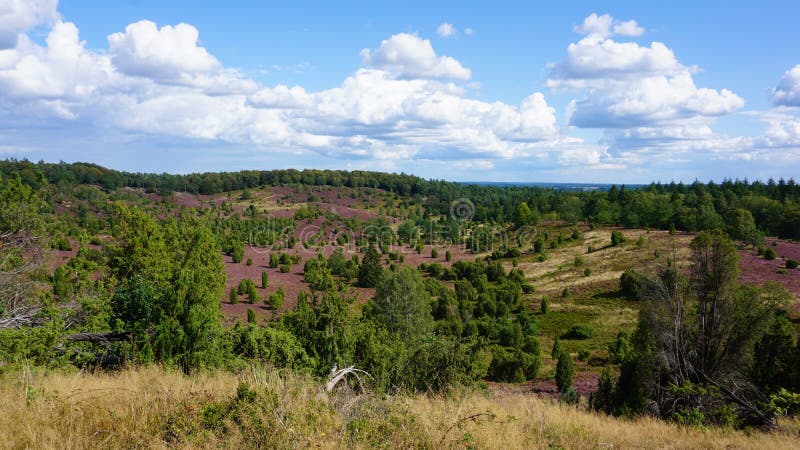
left=2, top=161, right=800, bottom=445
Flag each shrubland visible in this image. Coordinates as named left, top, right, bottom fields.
left=1, top=160, right=800, bottom=447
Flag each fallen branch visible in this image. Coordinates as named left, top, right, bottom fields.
left=325, top=365, right=372, bottom=392
left=65, top=331, right=133, bottom=344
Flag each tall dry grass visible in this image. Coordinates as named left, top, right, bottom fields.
left=1, top=366, right=798, bottom=449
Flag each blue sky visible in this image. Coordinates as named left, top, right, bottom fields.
left=2, top=1, right=800, bottom=182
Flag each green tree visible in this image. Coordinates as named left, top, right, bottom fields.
left=247, top=308, right=257, bottom=324
left=357, top=244, right=383, bottom=288
left=109, top=207, right=227, bottom=371
left=261, top=271, right=268, bottom=289
left=634, top=230, right=790, bottom=427
left=267, top=287, right=284, bottom=311
left=52, top=266, right=70, bottom=299
left=751, top=311, right=796, bottom=394
left=551, top=337, right=562, bottom=359
left=231, top=242, right=244, bottom=264
left=555, top=351, right=574, bottom=392
left=513, top=202, right=538, bottom=228
left=229, top=286, right=238, bottom=304
left=366, top=266, right=433, bottom=345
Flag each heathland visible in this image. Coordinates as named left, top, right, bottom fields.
left=2, top=160, right=800, bottom=448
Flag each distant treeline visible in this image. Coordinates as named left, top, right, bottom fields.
left=2, top=159, right=799, bottom=239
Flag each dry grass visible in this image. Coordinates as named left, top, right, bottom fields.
left=2, top=366, right=798, bottom=449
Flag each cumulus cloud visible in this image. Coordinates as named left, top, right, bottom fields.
left=574, top=13, right=643, bottom=39
left=361, top=33, right=471, bottom=80
left=106, top=20, right=257, bottom=93
left=7, top=5, right=791, bottom=180
left=0, top=20, right=117, bottom=119
left=550, top=13, right=743, bottom=150
left=772, top=64, right=800, bottom=107
left=436, top=22, right=457, bottom=38
left=108, top=20, right=219, bottom=78
left=0, top=9, right=567, bottom=166
left=0, top=0, right=58, bottom=49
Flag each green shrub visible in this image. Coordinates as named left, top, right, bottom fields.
left=445, top=250, right=452, bottom=262
left=559, top=387, right=580, bottom=405
left=246, top=258, right=253, bottom=266
left=229, top=287, right=238, bottom=304
left=267, top=288, right=285, bottom=310
left=574, top=256, right=584, bottom=267
left=578, top=348, right=591, bottom=361
left=591, top=369, right=615, bottom=413
left=261, top=271, right=268, bottom=288
left=551, top=337, right=562, bottom=359
left=611, top=230, right=626, bottom=246
left=279, top=263, right=292, bottom=273
left=584, top=267, right=592, bottom=277
left=246, top=308, right=257, bottom=324
left=431, top=248, right=438, bottom=259
left=51, top=237, right=72, bottom=251
left=231, top=244, right=244, bottom=263
left=561, top=287, right=570, bottom=298
left=540, top=296, right=549, bottom=314
left=786, top=259, right=798, bottom=269
left=764, top=247, right=776, bottom=260
left=562, top=324, right=594, bottom=340
left=555, top=351, right=574, bottom=392
left=620, top=269, right=644, bottom=299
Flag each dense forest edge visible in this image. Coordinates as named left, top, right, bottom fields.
left=1, top=158, right=800, bottom=448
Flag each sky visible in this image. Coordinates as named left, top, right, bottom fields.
left=1, top=1, right=800, bottom=183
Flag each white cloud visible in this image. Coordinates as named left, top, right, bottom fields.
left=0, top=10, right=565, bottom=166
left=6, top=6, right=793, bottom=180
left=108, top=20, right=225, bottom=84
left=248, top=84, right=312, bottom=109
left=436, top=22, right=457, bottom=38
left=464, top=28, right=474, bottom=36
left=548, top=36, right=681, bottom=84
left=613, top=20, right=644, bottom=37
left=574, top=13, right=643, bottom=39
left=361, top=33, right=471, bottom=80
left=772, top=64, right=800, bottom=107
left=0, top=20, right=116, bottom=118
left=551, top=14, right=743, bottom=142
left=0, top=0, right=58, bottom=49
